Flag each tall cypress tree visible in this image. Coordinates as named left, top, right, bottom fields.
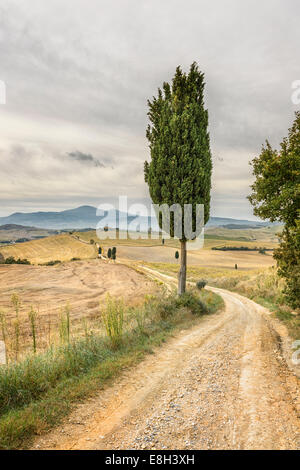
left=145, top=63, right=212, bottom=294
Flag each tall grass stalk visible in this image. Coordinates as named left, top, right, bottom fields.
left=59, top=304, right=71, bottom=344
left=0, top=312, right=8, bottom=364
left=11, top=294, right=21, bottom=361
left=65, top=303, right=70, bottom=343
left=28, top=307, right=38, bottom=354
left=13, top=320, right=20, bottom=362
left=11, top=294, right=20, bottom=318
left=82, top=318, right=90, bottom=343
left=101, top=295, right=124, bottom=349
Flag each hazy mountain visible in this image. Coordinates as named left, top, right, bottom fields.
left=0, top=206, right=272, bottom=230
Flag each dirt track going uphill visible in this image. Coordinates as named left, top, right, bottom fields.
left=32, top=278, right=300, bottom=450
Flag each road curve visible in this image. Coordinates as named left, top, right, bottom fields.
left=33, top=284, right=299, bottom=450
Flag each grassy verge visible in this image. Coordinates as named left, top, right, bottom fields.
left=0, top=289, right=223, bottom=450
left=206, top=268, right=300, bottom=340
left=143, top=263, right=299, bottom=340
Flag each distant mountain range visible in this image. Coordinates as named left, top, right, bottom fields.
left=0, top=205, right=272, bottom=230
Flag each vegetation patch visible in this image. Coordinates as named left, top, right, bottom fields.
left=207, top=268, right=300, bottom=339
left=211, top=246, right=272, bottom=252
left=3, top=256, right=31, bottom=265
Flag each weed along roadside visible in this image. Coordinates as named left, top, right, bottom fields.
left=0, top=287, right=223, bottom=449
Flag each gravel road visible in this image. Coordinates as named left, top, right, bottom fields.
left=33, top=284, right=299, bottom=450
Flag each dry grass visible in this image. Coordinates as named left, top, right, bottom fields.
left=141, top=261, right=264, bottom=280
left=75, top=227, right=280, bottom=250
left=205, top=267, right=299, bottom=339
left=0, top=261, right=157, bottom=359
left=0, top=234, right=96, bottom=264
left=141, top=261, right=299, bottom=338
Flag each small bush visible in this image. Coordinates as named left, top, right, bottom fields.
left=157, top=291, right=209, bottom=319
left=176, top=292, right=209, bottom=316
left=157, top=298, right=175, bottom=319
left=196, top=279, right=207, bottom=290
left=44, top=260, right=61, bottom=266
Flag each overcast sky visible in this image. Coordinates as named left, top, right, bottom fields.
left=0, top=0, right=299, bottom=219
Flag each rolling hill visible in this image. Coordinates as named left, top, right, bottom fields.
left=0, top=205, right=275, bottom=230
left=0, top=224, right=58, bottom=243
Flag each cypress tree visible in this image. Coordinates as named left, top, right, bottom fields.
left=145, top=63, right=212, bottom=294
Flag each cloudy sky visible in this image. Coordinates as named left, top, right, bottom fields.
left=0, top=0, right=299, bottom=219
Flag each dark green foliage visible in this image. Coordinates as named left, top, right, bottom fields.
left=249, top=112, right=300, bottom=308
left=112, top=247, right=116, bottom=256
left=145, top=62, right=212, bottom=230
left=43, top=260, right=61, bottom=266
left=175, top=250, right=179, bottom=259
left=235, top=264, right=238, bottom=270
left=248, top=112, right=300, bottom=227
left=4, top=257, right=31, bottom=265
left=212, top=246, right=271, bottom=252
left=176, top=292, right=209, bottom=316
left=107, top=248, right=112, bottom=259
left=145, top=63, right=212, bottom=294
left=274, top=223, right=300, bottom=309
left=157, top=291, right=209, bottom=319
left=196, top=279, right=207, bottom=290
left=98, top=247, right=102, bottom=255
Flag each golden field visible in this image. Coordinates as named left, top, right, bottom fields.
left=0, top=234, right=96, bottom=264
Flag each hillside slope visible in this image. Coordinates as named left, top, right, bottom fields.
left=0, top=234, right=95, bottom=264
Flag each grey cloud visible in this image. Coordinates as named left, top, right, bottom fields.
left=67, top=151, right=105, bottom=168
left=0, top=0, right=299, bottom=218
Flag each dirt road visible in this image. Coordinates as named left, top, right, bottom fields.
left=33, top=283, right=299, bottom=450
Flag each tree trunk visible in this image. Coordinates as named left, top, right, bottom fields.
left=178, top=240, right=187, bottom=295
